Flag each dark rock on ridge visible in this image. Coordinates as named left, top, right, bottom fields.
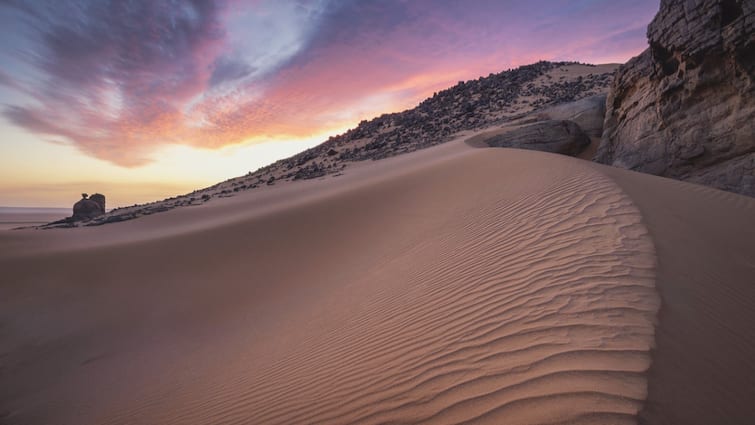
left=595, top=0, right=754, bottom=196
left=483, top=120, right=591, bottom=156
left=72, top=193, right=105, bottom=221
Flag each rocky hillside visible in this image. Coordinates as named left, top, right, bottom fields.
left=595, top=0, right=754, bottom=196
left=43, top=61, right=615, bottom=227
left=253, top=61, right=613, bottom=183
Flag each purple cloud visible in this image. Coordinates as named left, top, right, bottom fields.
left=0, top=0, right=659, bottom=167
left=209, top=55, right=256, bottom=87
left=1, top=0, right=229, bottom=166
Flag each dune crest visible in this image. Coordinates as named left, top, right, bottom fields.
left=213, top=152, right=660, bottom=425
left=1, top=149, right=660, bottom=424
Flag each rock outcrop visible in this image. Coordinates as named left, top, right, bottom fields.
left=72, top=193, right=105, bottom=221
left=539, top=94, right=607, bottom=138
left=482, top=120, right=591, bottom=156
left=595, top=0, right=754, bottom=196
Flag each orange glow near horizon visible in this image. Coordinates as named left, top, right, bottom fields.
left=0, top=0, right=660, bottom=207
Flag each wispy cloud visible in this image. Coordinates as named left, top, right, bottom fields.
left=0, top=0, right=657, bottom=167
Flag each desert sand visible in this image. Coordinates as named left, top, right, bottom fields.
left=1, top=137, right=754, bottom=424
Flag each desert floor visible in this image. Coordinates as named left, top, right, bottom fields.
left=1, top=138, right=754, bottom=424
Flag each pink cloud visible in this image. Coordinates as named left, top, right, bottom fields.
left=1, top=0, right=659, bottom=167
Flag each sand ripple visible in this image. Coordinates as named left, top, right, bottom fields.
left=107, top=155, right=657, bottom=424
left=0, top=150, right=660, bottom=425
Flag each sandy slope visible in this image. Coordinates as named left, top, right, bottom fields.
left=599, top=166, right=755, bottom=424
left=0, top=140, right=752, bottom=424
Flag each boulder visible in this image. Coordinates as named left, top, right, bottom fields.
left=539, top=94, right=607, bottom=137
left=89, top=193, right=105, bottom=211
left=72, top=193, right=106, bottom=221
left=483, top=120, right=591, bottom=156
left=595, top=0, right=754, bottom=196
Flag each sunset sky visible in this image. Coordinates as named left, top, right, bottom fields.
left=0, top=0, right=658, bottom=207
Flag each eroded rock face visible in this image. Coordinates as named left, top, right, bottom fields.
left=595, top=0, right=754, bottom=196
left=483, top=120, right=591, bottom=156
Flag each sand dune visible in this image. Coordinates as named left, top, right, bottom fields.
left=599, top=166, right=755, bottom=424
left=1, top=140, right=753, bottom=424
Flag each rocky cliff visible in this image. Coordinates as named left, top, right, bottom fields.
left=595, top=0, right=754, bottom=196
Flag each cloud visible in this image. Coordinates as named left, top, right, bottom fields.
left=0, top=69, right=28, bottom=94
left=0, top=0, right=342, bottom=166
left=0, top=0, right=658, bottom=167
left=209, top=55, right=256, bottom=87
left=0, top=0, right=230, bottom=165
left=176, top=0, right=658, bottom=141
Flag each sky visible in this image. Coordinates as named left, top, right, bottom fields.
left=0, top=0, right=659, bottom=207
